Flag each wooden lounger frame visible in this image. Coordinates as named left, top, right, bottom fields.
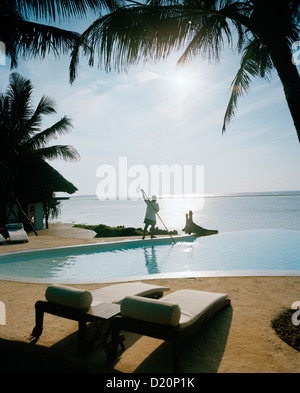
left=108, top=298, right=231, bottom=372
left=30, top=290, right=166, bottom=354
left=31, top=301, right=120, bottom=354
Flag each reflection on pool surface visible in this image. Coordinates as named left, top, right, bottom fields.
left=0, top=229, right=299, bottom=283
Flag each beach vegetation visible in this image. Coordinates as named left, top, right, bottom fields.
left=74, top=223, right=178, bottom=237
left=69, top=0, right=300, bottom=143
left=0, top=72, right=79, bottom=230
left=271, top=308, right=300, bottom=352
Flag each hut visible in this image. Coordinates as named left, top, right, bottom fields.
left=3, top=157, right=77, bottom=233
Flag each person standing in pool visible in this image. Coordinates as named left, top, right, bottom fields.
left=141, top=189, right=159, bottom=239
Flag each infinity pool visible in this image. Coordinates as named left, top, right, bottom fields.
left=0, top=229, right=299, bottom=283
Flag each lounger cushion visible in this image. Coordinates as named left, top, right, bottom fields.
left=121, top=295, right=181, bottom=326
left=45, top=284, right=93, bottom=310
left=91, top=282, right=170, bottom=306
left=6, top=223, right=24, bottom=229
left=0, top=234, right=5, bottom=244
left=162, top=290, right=228, bottom=328
left=6, top=223, right=28, bottom=242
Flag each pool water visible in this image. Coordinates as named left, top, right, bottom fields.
left=0, top=229, right=299, bottom=283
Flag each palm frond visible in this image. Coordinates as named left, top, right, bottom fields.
left=26, top=95, right=56, bottom=130
left=222, top=37, right=273, bottom=133
left=69, top=0, right=250, bottom=82
left=33, top=145, right=80, bottom=161
left=1, top=0, right=123, bottom=69
left=70, top=4, right=194, bottom=81
left=16, top=0, right=121, bottom=21
left=7, top=72, right=33, bottom=106
left=178, top=13, right=234, bottom=65
left=5, top=73, right=34, bottom=140
left=14, top=20, right=81, bottom=60
left=33, top=95, right=57, bottom=116
left=24, top=116, right=73, bottom=149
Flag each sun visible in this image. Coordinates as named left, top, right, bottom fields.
left=175, top=75, right=188, bottom=86
left=170, top=70, right=192, bottom=89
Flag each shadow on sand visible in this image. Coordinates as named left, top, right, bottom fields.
left=0, top=305, right=232, bottom=373
left=0, top=337, right=86, bottom=373
left=132, top=305, right=233, bottom=373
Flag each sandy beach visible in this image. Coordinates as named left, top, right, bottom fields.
left=0, top=224, right=299, bottom=373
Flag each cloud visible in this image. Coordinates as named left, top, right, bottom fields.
left=6, top=48, right=300, bottom=196
left=137, top=71, right=164, bottom=83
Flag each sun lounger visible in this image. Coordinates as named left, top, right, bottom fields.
left=0, top=234, right=5, bottom=245
left=30, top=282, right=170, bottom=353
left=6, top=223, right=28, bottom=243
left=108, top=289, right=231, bottom=372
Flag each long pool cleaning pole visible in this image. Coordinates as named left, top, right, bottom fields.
left=142, top=190, right=176, bottom=243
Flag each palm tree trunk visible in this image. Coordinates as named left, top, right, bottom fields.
left=268, top=40, right=300, bottom=143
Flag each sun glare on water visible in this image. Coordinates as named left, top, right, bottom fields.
left=158, top=196, right=205, bottom=232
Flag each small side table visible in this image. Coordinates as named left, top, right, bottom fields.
left=85, top=302, right=122, bottom=354
left=30, top=300, right=122, bottom=355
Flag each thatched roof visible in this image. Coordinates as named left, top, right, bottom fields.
left=15, top=157, right=78, bottom=202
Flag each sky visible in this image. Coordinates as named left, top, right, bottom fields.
left=1, top=15, right=300, bottom=197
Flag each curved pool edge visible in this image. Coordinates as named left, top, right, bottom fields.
left=1, top=269, right=299, bottom=285
left=1, top=230, right=299, bottom=284
left=0, top=234, right=197, bottom=259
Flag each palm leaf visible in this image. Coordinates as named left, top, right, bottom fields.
left=70, top=4, right=195, bottom=81
left=1, top=0, right=122, bottom=69
left=69, top=1, right=248, bottom=81
left=5, top=73, right=34, bottom=141
left=25, top=95, right=57, bottom=132
left=177, top=13, right=234, bottom=65
left=24, top=116, right=73, bottom=149
left=14, top=20, right=81, bottom=60
left=33, top=145, right=80, bottom=161
left=222, top=37, right=273, bottom=133
left=17, top=0, right=121, bottom=21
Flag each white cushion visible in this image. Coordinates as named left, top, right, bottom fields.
left=121, top=295, right=181, bottom=327
left=162, top=290, right=228, bottom=328
left=91, top=281, right=170, bottom=306
left=45, top=284, right=93, bottom=310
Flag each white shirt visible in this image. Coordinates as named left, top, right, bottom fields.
left=144, top=200, right=159, bottom=221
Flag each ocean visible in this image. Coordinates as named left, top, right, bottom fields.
left=54, top=191, right=300, bottom=234
left=2, top=190, right=298, bottom=282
